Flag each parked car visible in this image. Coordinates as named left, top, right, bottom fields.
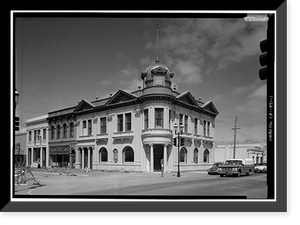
left=207, top=162, right=224, bottom=175
left=254, top=163, right=267, bottom=173
left=217, top=158, right=254, bottom=177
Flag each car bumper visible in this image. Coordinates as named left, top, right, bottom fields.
left=218, top=171, right=238, bottom=176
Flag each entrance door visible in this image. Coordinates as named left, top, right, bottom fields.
left=84, top=149, right=88, bottom=168
left=154, top=145, right=163, bottom=171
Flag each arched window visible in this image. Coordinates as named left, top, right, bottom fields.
left=51, top=126, right=55, bottom=139
left=180, top=147, right=187, bottom=163
left=56, top=125, right=61, bottom=139
left=123, top=146, right=134, bottom=163
left=69, top=122, right=74, bottom=138
left=203, top=149, right=210, bottom=163
left=99, top=148, right=108, bottom=162
left=63, top=123, right=67, bottom=138
left=194, top=148, right=199, bottom=163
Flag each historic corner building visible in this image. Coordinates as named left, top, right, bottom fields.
left=39, top=59, right=219, bottom=172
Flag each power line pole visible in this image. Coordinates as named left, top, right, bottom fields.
left=232, top=115, right=241, bottom=159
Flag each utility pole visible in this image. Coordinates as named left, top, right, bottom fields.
left=231, top=115, right=241, bottom=159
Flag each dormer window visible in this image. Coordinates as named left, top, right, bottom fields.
left=154, top=75, right=165, bottom=85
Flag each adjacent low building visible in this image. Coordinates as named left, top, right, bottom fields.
left=214, top=143, right=267, bottom=164
left=25, top=115, right=49, bottom=168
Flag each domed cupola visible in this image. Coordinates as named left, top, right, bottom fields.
left=141, top=58, right=174, bottom=89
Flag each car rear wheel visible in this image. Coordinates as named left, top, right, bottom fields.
left=220, top=174, right=224, bottom=177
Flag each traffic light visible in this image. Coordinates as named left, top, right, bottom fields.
left=180, top=138, right=185, bottom=146
left=259, top=15, right=274, bottom=81
left=259, top=39, right=267, bottom=80
left=173, top=138, right=177, bottom=147
left=15, top=116, right=20, bottom=131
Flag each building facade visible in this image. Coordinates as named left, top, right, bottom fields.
left=25, top=115, right=49, bottom=168
left=47, top=106, right=77, bottom=168
left=25, top=60, right=219, bottom=172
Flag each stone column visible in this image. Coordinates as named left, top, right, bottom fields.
left=75, top=148, right=81, bottom=169
left=88, top=148, right=91, bottom=169
left=150, top=144, right=154, bottom=172
left=81, top=148, right=85, bottom=169
left=40, top=147, right=43, bottom=168
left=164, top=144, right=168, bottom=172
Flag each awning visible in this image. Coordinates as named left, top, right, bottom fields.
left=50, top=146, right=70, bottom=155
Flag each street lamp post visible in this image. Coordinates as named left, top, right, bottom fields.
left=174, top=123, right=184, bottom=177
left=15, top=89, right=19, bottom=109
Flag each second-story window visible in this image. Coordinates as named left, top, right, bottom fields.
left=57, top=125, right=61, bottom=139
left=63, top=124, right=67, bottom=138
left=43, top=129, right=46, bottom=140
left=207, top=121, right=210, bottom=137
left=179, top=114, right=183, bottom=127
left=144, top=109, right=148, bottom=129
left=203, top=121, right=206, bottom=137
left=82, top=121, right=87, bottom=135
left=29, top=131, right=32, bottom=141
left=100, top=117, right=106, bottom=134
left=155, top=108, right=163, bottom=128
left=117, top=114, right=123, bottom=132
left=88, top=119, right=92, bottom=136
left=125, top=113, right=131, bottom=131
left=184, top=115, right=188, bottom=133
left=70, top=122, right=74, bottom=138
left=51, top=126, right=55, bottom=139
left=194, top=118, right=198, bottom=135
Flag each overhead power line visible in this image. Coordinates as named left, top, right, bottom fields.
left=18, top=90, right=73, bottom=106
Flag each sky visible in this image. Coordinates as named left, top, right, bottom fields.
left=15, top=15, right=267, bottom=145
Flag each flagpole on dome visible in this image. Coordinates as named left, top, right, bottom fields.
left=156, top=23, right=159, bottom=63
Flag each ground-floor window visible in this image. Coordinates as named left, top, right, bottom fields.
left=123, top=146, right=134, bottom=162
left=194, top=148, right=198, bottom=163
left=50, top=154, right=69, bottom=167
left=203, top=149, right=209, bottom=163
left=180, top=147, right=187, bottom=163
left=99, top=147, right=108, bottom=162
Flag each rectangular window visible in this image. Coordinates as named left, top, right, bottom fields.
left=155, top=108, right=164, bottom=128
left=43, top=129, right=46, bottom=140
left=179, top=114, right=183, bottom=127
left=51, top=127, right=54, bottom=139
left=207, top=121, right=210, bottom=137
left=125, top=113, right=131, bottom=131
left=117, top=114, right=123, bottom=132
left=169, top=109, right=172, bottom=129
left=100, top=117, right=107, bottom=134
left=184, top=115, right=188, bottom=133
left=203, top=121, right=206, bottom=137
left=70, top=123, right=74, bottom=138
left=88, top=119, right=92, bottom=135
left=29, top=131, right=32, bottom=141
left=63, top=125, right=67, bottom=138
left=57, top=126, right=61, bottom=139
left=34, top=130, right=37, bottom=141
left=82, top=121, right=87, bottom=135
left=194, top=118, right=198, bottom=135
left=144, top=109, right=149, bottom=129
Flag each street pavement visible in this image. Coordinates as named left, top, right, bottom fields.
left=14, top=168, right=267, bottom=199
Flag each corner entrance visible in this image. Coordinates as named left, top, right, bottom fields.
left=154, top=145, right=163, bottom=171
